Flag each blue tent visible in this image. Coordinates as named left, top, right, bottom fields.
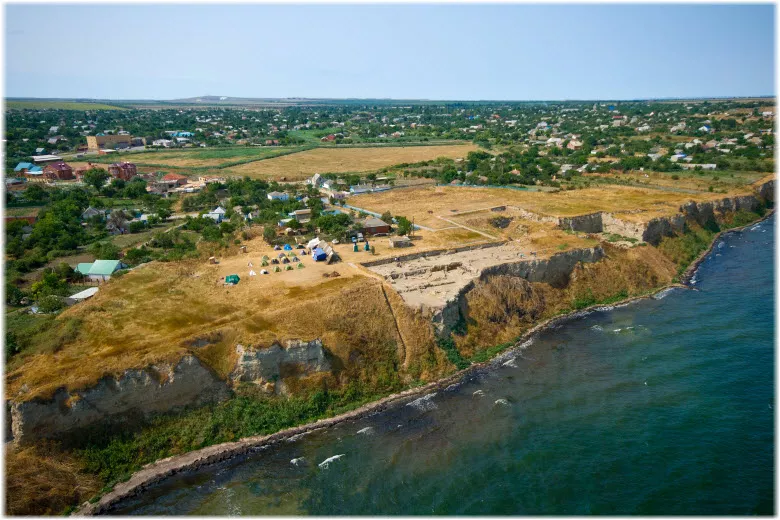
left=312, top=248, right=327, bottom=261
left=283, top=244, right=293, bottom=251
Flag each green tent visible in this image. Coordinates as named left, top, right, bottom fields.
left=261, top=260, right=269, bottom=267
left=261, top=255, right=269, bottom=261
left=274, top=266, right=281, bottom=272
left=225, top=274, right=240, bottom=284
left=285, top=265, right=293, bottom=271
left=297, top=262, right=305, bottom=269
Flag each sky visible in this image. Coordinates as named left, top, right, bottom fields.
left=4, top=3, right=776, bottom=101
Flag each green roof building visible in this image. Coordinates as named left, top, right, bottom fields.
left=76, top=260, right=127, bottom=282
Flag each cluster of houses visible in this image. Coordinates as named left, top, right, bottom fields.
left=11, top=159, right=139, bottom=184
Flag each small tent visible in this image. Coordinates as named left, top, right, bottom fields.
left=273, top=245, right=281, bottom=251
left=225, top=274, right=240, bottom=284
left=261, top=260, right=269, bottom=267
left=283, top=244, right=293, bottom=251
left=249, top=270, right=256, bottom=276
left=297, top=262, right=305, bottom=269
left=282, top=257, right=290, bottom=264
left=260, top=269, right=269, bottom=275
left=274, top=266, right=281, bottom=272
left=285, top=265, right=293, bottom=271
left=312, top=248, right=327, bottom=261
left=291, top=256, right=299, bottom=263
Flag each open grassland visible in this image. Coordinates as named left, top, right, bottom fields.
left=580, top=169, right=768, bottom=194
left=351, top=184, right=738, bottom=229
left=85, top=146, right=307, bottom=169
left=220, top=143, right=479, bottom=180
left=6, top=101, right=126, bottom=110
left=5, top=232, right=445, bottom=400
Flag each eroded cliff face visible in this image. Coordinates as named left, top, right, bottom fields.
left=9, top=355, right=230, bottom=445
left=231, top=340, right=331, bottom=393
left=432, top=247, right=605, bottom=334
left=557, top=192, right=768, bottom=246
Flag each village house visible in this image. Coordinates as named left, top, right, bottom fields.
left=42, top=161, right=74, bottom=181
left=292, top=208, right=312, bottom=223
left=108, top=162, right=137, bottom=181
left=205, top=206, right=226, bottom=222
left=362, top=216, right=391, bottom=236
left=75, top=260, right=127, bottom=282
left=87, top=134, right=132, bottom=151
left=162, top=173, right=188, bottom=186
left=267, top=191, right=289, bottom=201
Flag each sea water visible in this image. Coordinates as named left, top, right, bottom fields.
left=111, top=215, right=775, bottom=515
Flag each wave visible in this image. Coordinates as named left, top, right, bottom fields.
left=502, top=358, right=518, bottom=368
left=356, top=427, right=374, bottom=436
left=407, top=393, right=438, bottom=412
left=318, top=454, right=345, bottom=469
left=494, top=398, right=510, bottom=407
left=290, top=457, right=306, bottom=467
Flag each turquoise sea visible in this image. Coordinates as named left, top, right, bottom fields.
left=111, top=215, right=775, bottom=515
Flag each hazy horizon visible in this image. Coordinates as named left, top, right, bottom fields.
left=5, top=4, right=776, bottom=100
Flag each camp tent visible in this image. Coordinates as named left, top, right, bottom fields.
left=261, top=260, right=269, bottom=267
left=225, top=274, right=240, bottom=284
left=291, top=257, right=299, bottom=262
left=297, top=263, right=305, bottom=269
left=278, top=253, right=286, bottom=258
left=283, top=244, right=293, bottom=251
left=249, top=270, right=256, bottom=276
left=274, top=266, right=281, bottom=272
left=273, top=245, right=281, bottom=251
left=312, top=248, right=327, bottom=261
left=282, top=257, right=290, bottom=264
left=260, top=270, right=269, bottom=275
left=261, top=255, right=269, bottom=261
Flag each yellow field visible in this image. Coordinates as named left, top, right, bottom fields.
left=585, top=170, right=767, bottom=194
left=220, top=144, right=479, bottom=180
left=351, top=184, right=737, bottom=229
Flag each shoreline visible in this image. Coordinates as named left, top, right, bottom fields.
left=73, top=211, right=773, bottom=516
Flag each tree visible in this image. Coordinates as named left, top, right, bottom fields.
left=37, top=295, right=65, bottom=314
left=83, top=168, right=109, bottom=191
left=263, top=226, right=277, bottom=244
left=380, top=211, right=393, bottom=224
left=396, top=215, right=413, bottom=236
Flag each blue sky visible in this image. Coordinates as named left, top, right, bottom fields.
left=5, top=3, right=776, bottom=100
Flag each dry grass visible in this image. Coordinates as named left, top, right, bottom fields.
left=5, top=443, right=101, bottom=516
left=220, top=144, right=478, bottom=180
left=6, top=234, right=438, bottom=399
left=353, top=184, right=738, bottom=229
left=584, top=170, right=768, bottom=194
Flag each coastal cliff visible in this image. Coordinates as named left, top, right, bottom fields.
left=9, top=355, right=230, bottom=445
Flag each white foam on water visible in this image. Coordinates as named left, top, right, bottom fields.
left=717, top=242, right=725, bottom=249
left=356, top=427, right=374, bottom=436
left=494, top=398, right=510, bottom=406
left=318, top=454, right=345, bottom=469
left=287, top=431, right=312, bottom=443
left=591, top=324, right=604, bottom=331
left=407, top=392, right=438, bottom=412
left=653, top=287, right=677, bottom=300
left=517, top=338, right=534, bottom=350
left=502, top=358, right=518, bottom=368
left=290, top=457, right=306, bottom=466
left=473, top=389, right=485, bottom=397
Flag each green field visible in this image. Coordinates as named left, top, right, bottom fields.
left=5, top=101, right=127, bottom=111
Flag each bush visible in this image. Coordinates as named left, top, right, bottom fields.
left=37, top=295, right=65, bottom=314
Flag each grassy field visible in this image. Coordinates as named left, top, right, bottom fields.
left=220, top=143, right=479, bottom=180
left=6, top=101, right=126, bottom=110
left=5, top=227, right=446, bottom=400
left=84, top=146, right=308, bottom=169
left=351, top=184, right=740, bottom=229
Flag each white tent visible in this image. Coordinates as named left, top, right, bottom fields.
left=249, top=270, right=257, bottom=276
left=306, top=237, right=322, bottom=250
left=260, top=269, right=269, bottom=275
